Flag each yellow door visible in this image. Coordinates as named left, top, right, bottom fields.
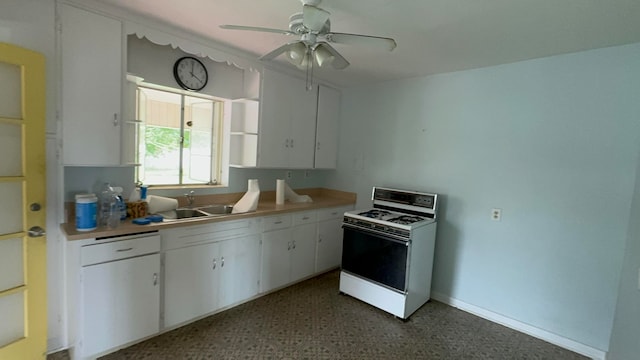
left=0, top=43, right=47, bottom=359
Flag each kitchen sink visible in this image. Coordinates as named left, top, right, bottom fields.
left=157, top=208, right=209, bottom=220
left=196, top=204, right=233, bottom=215
left=155, top=204, right=234, bottom=220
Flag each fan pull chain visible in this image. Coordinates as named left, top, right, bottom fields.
left=306, top=47, right=314, bottom=91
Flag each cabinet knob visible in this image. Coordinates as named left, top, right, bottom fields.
left=317, top=142, right=320, bottom=151
left=290, top=138, right=294, bottom=148
left=292, top=240, right=296, bottom=249
left=153, top=273, right=158, bottom=286
left=287, top=241, right=291, bottom=251
left=212, top=258, right=217, bottom=270
left=113, top=113, right=119, bottom=126
left=285, top=139, right=289, bottom=148
left=221, top=256, right=225, bottom=268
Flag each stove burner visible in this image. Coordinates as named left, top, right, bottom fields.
left=387, top=215, right=424, bottom=225
left=358, top=209, right=392, bottom=219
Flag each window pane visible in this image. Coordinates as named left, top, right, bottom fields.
left=0, top=62, right=22, bottom=119
left=138, top=88, right=181, bottom=185
left=183, top=96, right=213, bottom=184
left=0, top=291, right=25, bottom=346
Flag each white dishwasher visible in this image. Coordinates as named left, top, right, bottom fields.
left=78, top=232, right=161, bottom=358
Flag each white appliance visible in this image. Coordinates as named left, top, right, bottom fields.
left=339, top=187, right=438, bottom=319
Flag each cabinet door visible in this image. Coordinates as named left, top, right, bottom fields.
left=258, top=69, right=291, bottom=168
left=60, top=5, right=122, bottom=166
left=218, top=234, right=261, bottom=309
left=315, top=85, right=340, bottom=169
left=82, top=254, right=160, bottom=356
left=163, top=243, right=219, bottom=328
left=260, top=228, right=292, bottom=292
left=316, top=218, right=344, bottom=272
left=290, top=223, right=318, bottom=282
left=288, top=79, right=317, bottom=168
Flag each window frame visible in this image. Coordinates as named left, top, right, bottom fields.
left=134, top=83, right=229, bottom=188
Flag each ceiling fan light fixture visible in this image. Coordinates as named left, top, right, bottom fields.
left=313, top=44, right=335, bottom=67
left=286, top=42, right=307, bottom=66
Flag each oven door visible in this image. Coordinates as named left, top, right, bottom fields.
left=341, top=224, right=410, bottom=293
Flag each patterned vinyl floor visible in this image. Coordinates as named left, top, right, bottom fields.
left=48, top=270, right=587, bottom=360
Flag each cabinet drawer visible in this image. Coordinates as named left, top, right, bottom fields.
left=263, top=214, right=292, bottom=232
left=162, top=218, right=259, bottom=251
left=292, top=211, right=316, bottom=226
left=81, top=234, right=160, bottom=266
left=317, top=206, right=353, bottom=221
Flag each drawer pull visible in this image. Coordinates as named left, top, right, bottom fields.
left=302, top=216, right=309, bottom=220
left=116, top=247, right=133, bottom=252
left=274, top=221, right=283, bottom=224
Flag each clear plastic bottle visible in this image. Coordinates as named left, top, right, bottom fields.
left=99, top=182, right=120, bottom=228
left=112, top=187, right=127, bottom=221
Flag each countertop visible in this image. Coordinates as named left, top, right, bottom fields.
left=61, top=188, right=356, bottom=240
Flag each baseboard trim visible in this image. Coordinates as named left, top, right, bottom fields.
left=430, top=292, right=606, bottom=360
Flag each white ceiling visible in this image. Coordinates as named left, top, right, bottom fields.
left=95, top=0, right=640, bottom=88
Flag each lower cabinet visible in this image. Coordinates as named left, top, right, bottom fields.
left=260, top=212, right=317, bottom=293
left=76, top=233, right=161, bottom=358
left=65, top=205, right=352, bottom=359
left=163, top=233, right=261, bottom=329
left=316, top=206, right=353, bottom=273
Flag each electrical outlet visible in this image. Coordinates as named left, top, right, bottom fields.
left=304, top=170, right=311, bottom=178
left=286, top=171, right=292, bottom=179
left=491, top=208, right=502, bottom=221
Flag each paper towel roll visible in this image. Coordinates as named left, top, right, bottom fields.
left=276, top=179, right=285, bottom=205
left=147, top=195, right=179, bottom=214
left=232, top=179, right=260, bottom=213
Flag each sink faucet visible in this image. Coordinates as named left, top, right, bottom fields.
left=185, top=190, right=195, bottom=207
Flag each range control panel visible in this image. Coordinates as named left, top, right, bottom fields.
left=373, top=187, right=437, bottom=210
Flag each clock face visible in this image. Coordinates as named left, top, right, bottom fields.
left=173, top=56, right=208, bottom=91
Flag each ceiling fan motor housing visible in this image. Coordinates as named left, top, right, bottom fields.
left=301, top=0, right=322, bottom=6
left=289, top=13, right=330, bottom=34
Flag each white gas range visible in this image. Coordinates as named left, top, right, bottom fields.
left=339, top=187, right=438, bottom=320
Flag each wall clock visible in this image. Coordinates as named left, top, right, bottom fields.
left=173, top=56, right=208, bottom=91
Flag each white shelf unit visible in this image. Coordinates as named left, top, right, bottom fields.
left=229, top=98, right=259, bottom=167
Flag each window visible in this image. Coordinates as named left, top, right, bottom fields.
left=135, top=86, right=224, bottom=186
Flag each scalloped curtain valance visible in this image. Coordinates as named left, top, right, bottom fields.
left=125, top=21, right=258, bottom=73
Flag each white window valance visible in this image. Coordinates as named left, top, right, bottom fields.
left=125, top=21, right=259, bottom=73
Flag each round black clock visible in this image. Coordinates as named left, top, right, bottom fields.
left=173, top=56, right=208, bottom=91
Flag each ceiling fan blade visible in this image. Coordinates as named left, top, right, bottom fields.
left=220, top=24, right=293, bottom=35
left=303, top=5, right=330, bottom=32
left=326, top=32, right=397, bottom=52
left=259, top=42, right=300, bottom=61
left=315, top=42, right=349, bottom=69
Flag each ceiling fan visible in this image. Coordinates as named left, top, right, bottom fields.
left=220, top=0, right=397, bottom=71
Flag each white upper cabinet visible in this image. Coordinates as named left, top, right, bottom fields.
left=314, top=85, right=340, bottom=169
left=59, top=4, right=123, bottom=166
left=258, top=68, right=318, bottom=168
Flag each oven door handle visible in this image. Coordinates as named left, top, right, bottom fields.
left=342, top=223, right=410, bottom=244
